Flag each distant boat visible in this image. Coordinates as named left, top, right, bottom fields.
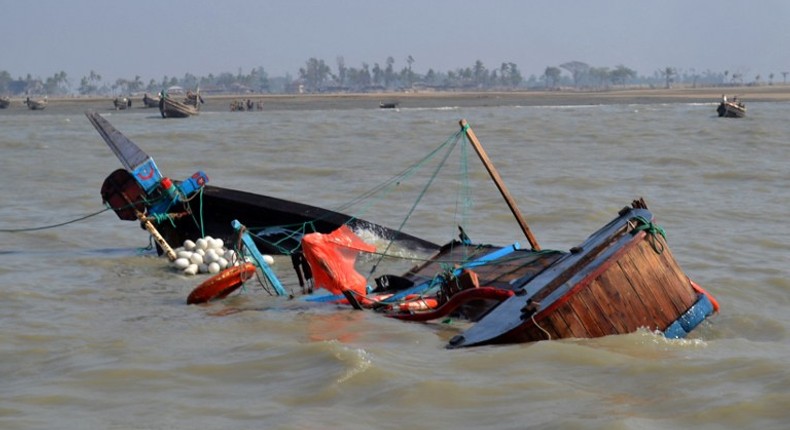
left=716, top=96, right=746, bottom=118
left=379, top=101, right=400, bottom=109
left=158, top=89, right=202, bottom=118
left=113, top=97, right=132, bottom=110
left=142, top=93, right=160, bottom=108
left=0, top=96, right=10, bottom=109
left=25, top=97, right=47, bottom=110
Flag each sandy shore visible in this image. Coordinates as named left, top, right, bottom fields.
left=4, top=85, right=790, bottom=113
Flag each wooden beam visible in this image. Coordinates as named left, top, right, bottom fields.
left=460, top=119, right=541, bottom=251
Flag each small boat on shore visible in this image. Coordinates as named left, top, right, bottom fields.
left=717, top=95, right=746, bottom=118
left=25, top=97, right=47, bottom=110
left=0, top=96, right=10, bottom=109
left=158, top=88, right=202, bottom=118
left=142, top=93, right=160, bottom=108
left=159, top=96, right=199, bottom=118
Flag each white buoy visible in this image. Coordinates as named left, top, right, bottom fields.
left=184, top=264, right=199, bottom=275
left=173, top=258, right=190, bottom=270
left=189, top=253, right=204, bottom=265
left=208, top=262, right=220, bottom=274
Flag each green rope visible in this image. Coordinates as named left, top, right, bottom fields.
left=631, top=215, right=666, bottom=254
left=366, top=130, right=463, bottom=279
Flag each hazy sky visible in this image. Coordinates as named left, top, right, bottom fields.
left=3, top=0, right=789, bottom=84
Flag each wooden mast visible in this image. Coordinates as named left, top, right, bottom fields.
left=460, top=119, right=541, bottom=251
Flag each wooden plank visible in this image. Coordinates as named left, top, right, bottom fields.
left=585, top=277, right=627, bottom=334
left=566, top=287, right=610, bottom=337
left=554, top=301, right=591, bottom=338
left=616, top=242, right=683, bottom=325
left=461, top=119, right=540, bottom=251
left=631, top=238, right=696, bottom=315
left=595, top=266, right=656, bottom=332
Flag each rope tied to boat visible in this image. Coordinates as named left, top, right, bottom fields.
left=630, top=215, right=666, bottom=254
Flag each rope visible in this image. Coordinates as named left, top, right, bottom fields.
left=0, top=207, right=113, bottom=233
left=631, top=215, right=666, bottom=254
left=366, top=131, right=463, bottom=280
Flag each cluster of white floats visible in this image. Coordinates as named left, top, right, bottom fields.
left=169, top=236, right=274, bottom=275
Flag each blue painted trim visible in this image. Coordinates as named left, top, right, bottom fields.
left=663, top=293, right=715, bottom=339
left=131, top=158, right=163, bottom=194
left=231, top=220, right=287, bottom=296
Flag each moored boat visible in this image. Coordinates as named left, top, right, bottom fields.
left=158, top=88, right=202, bottom=118
left=0, top=96, right=10, bottom=109
left=159, top=95, right=199, bottom=118
left=113, top=97, right=132, bottom=110
left=142, top=93, right=160, bottom=108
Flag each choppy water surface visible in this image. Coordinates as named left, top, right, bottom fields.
left=1, top=100, right=788, bottom=429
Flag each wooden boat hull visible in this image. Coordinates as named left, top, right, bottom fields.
left=0, top=97, right=10, bottom=109
left=159, top=97, right=198, bottom=118
left=448, top=204, right=714, bottom=348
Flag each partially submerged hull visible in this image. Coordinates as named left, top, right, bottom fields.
left=447, top=202, right=716, bottom=348
left=87, top=111, right=438, bottom=257
left=157, top=184, right=440, bottom=256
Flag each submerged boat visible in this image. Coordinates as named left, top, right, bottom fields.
left=178, top=119, right=719, bottom=347
left=717, top=95, right=746, bottom=118
left=87, top=110, right=717, bottom=347
left=86, top=111, right=438, bottom=258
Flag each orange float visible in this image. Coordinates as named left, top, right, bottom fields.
left=186, top=262, right=257, bottom=305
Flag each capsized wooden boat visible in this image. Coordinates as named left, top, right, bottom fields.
left=86, top=111, right=439, bottom=257
left=717, top=96, right=745, bottom=118
left=280, top=120, right=718, bottom=347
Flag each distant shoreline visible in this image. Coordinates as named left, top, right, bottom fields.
left=5, top=85, right=790, bottom=112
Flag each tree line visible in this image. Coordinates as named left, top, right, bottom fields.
left=1, top=57, right=786, bottom=96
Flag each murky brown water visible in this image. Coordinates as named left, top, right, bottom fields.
left=1, top=99, right=788, bottom=429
